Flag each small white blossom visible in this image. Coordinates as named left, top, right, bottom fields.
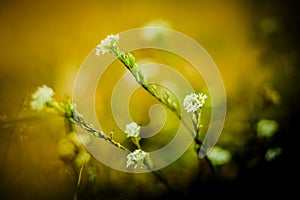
left=124, top=122, right=141, bottom=138
left=31, top=85, right=54, bottom=110
left=95, top=34, right=119, bottom=56
left=198, top=93, right=208, bottom=107
left=126, top=149, right=148, bottom=168
left=183, top=92, right=207, bottom=113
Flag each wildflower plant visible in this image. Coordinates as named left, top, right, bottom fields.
left=183, top=92, right=208, bottom=152
left=95, top=34, right=120, bottom=56
left=124, top=121, right=142, bottom=150
left=94, top=34, right=213, bottom=162
left=30, top=34, right=216, bottom=169
left=30, top=33, right=228, bottom=194
left=95, top=34, right=178, bottom=112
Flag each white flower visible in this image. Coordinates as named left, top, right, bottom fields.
left=124, top=122, right=141, bottom=138
left=126, top=149, right=148, bottom=168
left=31, top=85, right=54, bottom=110
left=183, top=92, right=207, bottom=113
left=95, top=34, right=119, bottom=56
left=198, top=93, right=208, bottom=107
left=183, top=93, right=199, bottom=113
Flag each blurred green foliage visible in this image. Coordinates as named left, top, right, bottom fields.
left=0, top=0, right=299, bottom=199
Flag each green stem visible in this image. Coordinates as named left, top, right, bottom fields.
left=118, top=58, right=196, bottom=139
left=71, top=113, right=130, bottom=153
left=76, top=164, right=85, bottom=187
left=112, top=49, right=216, bottom=173
left=150, top=170, right=176, bottom=194
left=131, top=137, right=142, bottom=149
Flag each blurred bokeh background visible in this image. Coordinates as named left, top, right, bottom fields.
left=1, top=0, right=299, bottom=199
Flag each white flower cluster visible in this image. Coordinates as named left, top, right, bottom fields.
left=183, top=92, right=207, bottom=113
left=95, top=34, right=119, bottom=56
left=124, top=122, right=141, bottom=138
left=126, top=149, right=148, bottom=168
left=31, top=85, right=54, bottom=110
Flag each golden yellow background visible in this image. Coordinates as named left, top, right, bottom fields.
left=1, top=0, right=299, bottom=199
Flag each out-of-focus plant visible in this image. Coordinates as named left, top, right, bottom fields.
left=264, top=147, right=282, bottom=162
left=95, top=34, right=231, bottom=170
left=256, top=119, right=278, bottom=138
left=240, top=84, right=283, bottom=169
